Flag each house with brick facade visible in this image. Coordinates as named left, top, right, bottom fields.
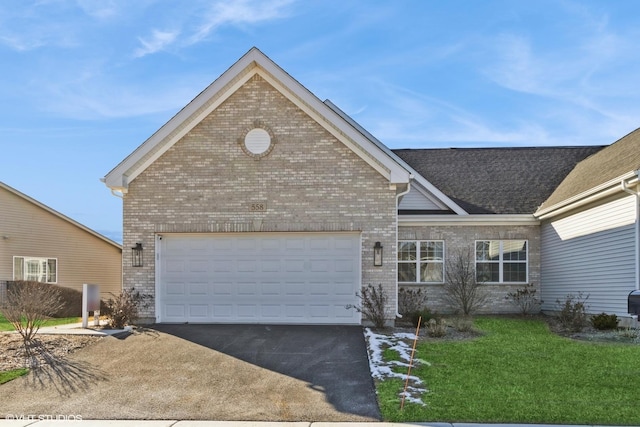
left=103, top=47, right=638, bottom=325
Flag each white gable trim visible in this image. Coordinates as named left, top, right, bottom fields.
left=103, top=48, right=410, bottom=191
left=324, top=100, right=468, bottom=215
left=398, top=182, right=450, bottom=211
left=399, top=214, right=539, bottom=226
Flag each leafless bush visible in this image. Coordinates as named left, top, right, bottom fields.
left=426, top=318, right=447, bottom=337
left=505, top=283, right=542, bottom=315
left=398, top=287, right=428, bottom=316
left=1, top=280, right=64, bottom=347
left=346, top=284, right=388, bottom=328
left=103, top=288, right=150, bottom=328
left=443, top=248, right=487, bottom=316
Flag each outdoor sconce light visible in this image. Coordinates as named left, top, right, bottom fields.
left=132, top=243, right=143, bottom=267
left=373, top=241, right=383, bottom=267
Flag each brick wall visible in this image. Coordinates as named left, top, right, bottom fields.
left=398, top=224, right=541, bottom=314
left=123, top=74, right=398, bottom=322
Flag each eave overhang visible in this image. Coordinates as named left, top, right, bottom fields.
left=399, top=214, right=539, bottom=227
left=103, top=47, right=411, bottom=192
left=535, top=170, right=640, bottom=220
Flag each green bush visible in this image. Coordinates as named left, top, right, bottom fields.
left=409, top=309, right=433, bottom=328
left=590, top=312, right=619, bottom=330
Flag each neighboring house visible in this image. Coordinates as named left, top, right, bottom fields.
left=535, top=129, right=640, bottom=317
left=102, top=47, right=629, bottom=325
left=0, top=181, right=122, bottom=302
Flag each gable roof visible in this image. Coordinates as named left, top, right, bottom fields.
left=393, top=146, right=604, bottom=214
left=0, top=181, right=122, bottom=249
left=103, top=47, right=411, bottom=192
left=537, top=127, right=640, bottom=215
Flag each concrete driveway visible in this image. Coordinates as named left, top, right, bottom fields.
left=1, top=324, right=380, bottom=421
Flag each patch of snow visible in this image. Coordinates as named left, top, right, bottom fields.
left=363, top=328, right=427, bottom=406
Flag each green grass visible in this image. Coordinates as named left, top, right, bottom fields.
left=0, top=368, right=28, bottom=384
left=378, top=317, right=640, bottom=425
left=0, top=312, right=81, bottom=331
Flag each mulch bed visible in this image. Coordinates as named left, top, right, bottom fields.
left=0, top=334, right=102, bottom=371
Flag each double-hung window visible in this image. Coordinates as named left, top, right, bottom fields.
left=398, top=240, right=444, bottom=283
left=475, top=240, right=527, bottom=283
left=13, top=256, right=57, bottom=283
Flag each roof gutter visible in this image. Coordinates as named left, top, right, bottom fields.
left=535, top=171, right=639, bottom=220
left=621, top=170, right=640, bottom=290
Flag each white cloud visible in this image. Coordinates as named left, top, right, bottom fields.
left=134, top=29, right=180, bottom=58
left=188, top=0, right=294, bottom=44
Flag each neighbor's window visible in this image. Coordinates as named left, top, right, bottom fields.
left=13, top=256, right=57, bottom=283
left=475, top=240, right=527, bottom=283
left=398, top=240, right=444, bottom=283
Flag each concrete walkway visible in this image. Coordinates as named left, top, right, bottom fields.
left=0, top=420, right=621, bottom=427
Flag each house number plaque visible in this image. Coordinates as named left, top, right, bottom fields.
left=250, top=203, right=266, bottom=212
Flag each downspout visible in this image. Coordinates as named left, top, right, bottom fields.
left=395, top=177, right=412, bottom=318
left=621, top=170, right=640, bottom=290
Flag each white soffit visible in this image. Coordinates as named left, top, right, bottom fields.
left=103, top=47, right=411, bottom=190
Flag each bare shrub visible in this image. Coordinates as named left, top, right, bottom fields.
left=1, top=281, right=64, bottom=346
left=103, top=288, right=150, bottom=328
left=505, top=283, right=542, bottom=315
left=346, top=284, right=388, bottom=328
left=398, top=287, right=430, bottom=326
left=426, top=318, right=447, bottom=337
left=444, top=248, right=487, bottom=316
left=450, top=316, right=475, bottom=332
left=556, top=293, right=589, bottom=332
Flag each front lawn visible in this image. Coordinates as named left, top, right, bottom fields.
left=0, top=368, right=28, bottom=384
left=375, top=317, right=640, bottom=425
left=0, top=312, right=81, bottom=331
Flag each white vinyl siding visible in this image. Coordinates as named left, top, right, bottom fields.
left=398, top=187, right=446, bottom=210
left=541, top=195, right=637, bottom=316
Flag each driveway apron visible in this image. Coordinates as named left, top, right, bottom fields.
left=153, top=324, right=381, bottom=420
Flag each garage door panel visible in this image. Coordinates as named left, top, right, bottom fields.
left=159, top=233, right=360, bottom=324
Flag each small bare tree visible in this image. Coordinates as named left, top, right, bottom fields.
left=346, top=284, right=388, bottom=328
left=444, top=248, right=487, bottom=316
left=1, top=281, right=64, bottom=348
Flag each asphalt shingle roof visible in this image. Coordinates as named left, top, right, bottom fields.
left=393, top=146, right=604, bottom=214
left=540, top=128, right=640, bottom=211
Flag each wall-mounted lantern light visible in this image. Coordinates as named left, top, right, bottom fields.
left=132, top=243, right=143, bottom=267
left=373, top=241, right=383, bottom=267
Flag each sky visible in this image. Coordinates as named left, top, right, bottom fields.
left=1, top=0, right=639, bottom=244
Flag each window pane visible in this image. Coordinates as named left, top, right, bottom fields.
left=47, top=259, right=57, bottom=283
left=476, top=263, right=499, bottom=282
left=25, top=259, right=41, bottom=281
left=503, top=240, right=527, bottom=261
left=420, top=262, right=443, bottom=282
left=421, top=241, right=443, bottom=260
left=398, top=242, right=416, bottom=261
left=504, top=262, right=527, bottom=282
left=13, top=257, right=24, bottom=280
left=476, top=241, right=499, bottom=261
left=398, top=262, right=417, bottom=282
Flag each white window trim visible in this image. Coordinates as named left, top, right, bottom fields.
left=12, top=256, right=58, bottom=284
left=398, top=240, right=445, bottom=284
left=475, top=240, right=528, bottom=284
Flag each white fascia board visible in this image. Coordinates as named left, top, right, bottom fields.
left=399, top=214, right=539, bottom=227
left=103, top=50, right=262, bottom=190
left=256, top=62, right=410, bottom=184
left=104, top=47, right=410, bottom=190
left=535, top=171, right=639, bottom=220
left=324, top=100, right=468, bottom=215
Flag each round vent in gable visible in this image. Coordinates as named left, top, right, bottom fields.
left=244, top=128, right=271, bottom=155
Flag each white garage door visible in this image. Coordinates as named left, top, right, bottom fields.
left=157, top=232, right=361, bottom=324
